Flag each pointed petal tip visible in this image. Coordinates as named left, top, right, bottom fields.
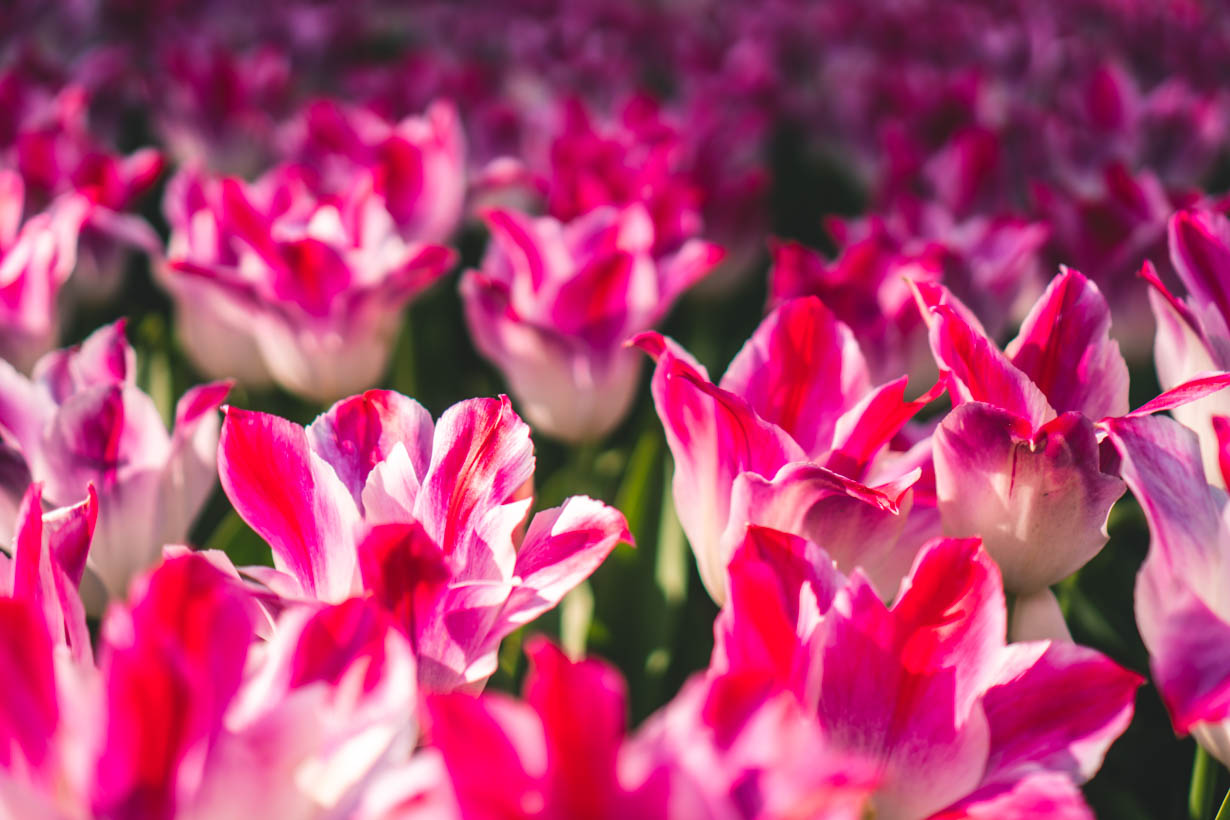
left=628, top=331, right=667, bottom=359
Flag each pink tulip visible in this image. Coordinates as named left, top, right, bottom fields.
left=0, top=482, right=97, bottom=664
left=713, top=526, right=1141, bottom=819
left=916, top=268, right=1230, bottom=629
left=461, top=205, right=722, bottom=442
left=218, top=390, right=631, bottom=691
left=1143, top=208, right=1230, bottom=485
left=541, top=97, right=703, bottom=257
left=0, top=320, right=230, bottom=602
left=768, top=202, right=1047, bottom=384
left=637, top=295, right=941, bottom=604
left=1030, top=164, right=1199, bottom=358
left=282, top=98, right=467, bottom=245
left=635, top=662, right=878, bottom=820
left=0, top=66, right=164, bottom=301
left=152, top=42, right=295, bottom=175
left=1103, top=413, right=1230, bottom=765
left=425, top=638, right=674, bottom=819
left=0, top=549, right=418, bottom=819
left=161, top=164, right=456, bottom=402
left=426, top=636, right=876, bottom=820
left=0, top=170, right=90, bottom=371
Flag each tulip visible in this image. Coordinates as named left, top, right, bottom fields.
left=1143, top=208, right=1230, bottom=485
left=768, top=205, right=1048, bottom=384
left=916, top=268, right=1230, bottom=631
left=713, top=526, right=1142, bottom=819
left=0, top=171, right=90, bottom=371
left=161, top=164, right=456, bottom=403
left=637, top=295, right=941, bottom=604
left=427, top=636, right=877, bottom=820
left=0, top=320, right=229, bottom=602
left=425, top=638, right=673, bottom=819
left=218, top=390, right=631, bottom=691
left=283, top=98, right=467, bottom=245
left=461, top=204, right=722, bottom=442
left=1103, top=413, right=1230, bottom=766
left=0, top=550, right=418, bottom=819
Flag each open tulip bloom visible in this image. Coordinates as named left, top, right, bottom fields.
left=638, top=294, right=943, bottom=605
left=914, top=267, right=1230, bottom=636
left=217, top=390, right=631, bottom=692
left=0, top=546, right=423, bottom=819
left=160, top=163, right=457, bottom=403
left=461, top=204, right=724, bottom=442
left=0, top=320, right=229, bottom=603
left=706, top=526, right=1142, bottom=819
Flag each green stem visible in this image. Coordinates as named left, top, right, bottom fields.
left=1193, top=745, right=1219, bottom=820
left=1217, top=789, right=1230, bottom=820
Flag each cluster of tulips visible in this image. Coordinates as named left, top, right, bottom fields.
left=7, top=0, right=1230, bottom=817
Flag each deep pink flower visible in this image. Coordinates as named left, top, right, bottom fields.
left=1143, top=208, right=1230, bottom=484
left=282, top=98, right=467, bottom=245
left=0, top=65, right=163, bottom=299
left=461, top=205, right=722, bottom=442
left=0, top=549, right=418, bottom=819
left=1030, top=164, right=1200, bottom=357
left=0, top=481, right=97, bottom=663
left=160, top=164, right=456, bottom=402
left=916, top=268, right=1230, bottom=629
left=0, top=320, right=229, bottom=602
left=218, top=390, right=631, bottom=691
left=713, top=526, right=1141, bottom=819
left=425, top=636, right=876, bottom=820
left=152, top=42, right=295, bottom=175
left=425, top=638, right=673, bottom=819
left=0, top=170, right=90, bottom=370
left=542, top=97, right=703, bottom=257
left=637, top=295, right=940, bottom=603
left=768, top=203, right=1047, bottom=384
left=1103, top=413, right=1230, bottom=765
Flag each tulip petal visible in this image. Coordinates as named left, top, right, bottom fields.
left=919, top=286, right=1054, bottom=427
left=1005, top=267, right=1128, bottom=420
left=1104, top=414, right=1230, bottom=731
left=724, top=462, right=915, bottom=598
left=934, top=405, right=1124, bottom=594
left=980, top=641, right=1141, bottom=784
left=1169, top=209, right=1230, bottom=328
left=713, top=525, right=844, bottom=683
left=0, top=598, right=58, bottom=772
left=496, top=496, right=631, bottom=631
left=219, top=407, right=361, bottom=600
left=308, top=390, right=435, bottom=509
left=12, top=483, right=96, bottom=662
left=414, top=396, right=534, bottom=561
left=637, top=334, right=806, bottom=602
left=523, top=638, right=628, bottom=813
left=93, top=554, right=253, bottom=820
left=1124, top=372, right=1230, bottom=418
left=720, top=296, right=871, bottom=458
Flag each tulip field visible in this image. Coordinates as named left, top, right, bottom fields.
left=8, top=2, right=1230, bottom=818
